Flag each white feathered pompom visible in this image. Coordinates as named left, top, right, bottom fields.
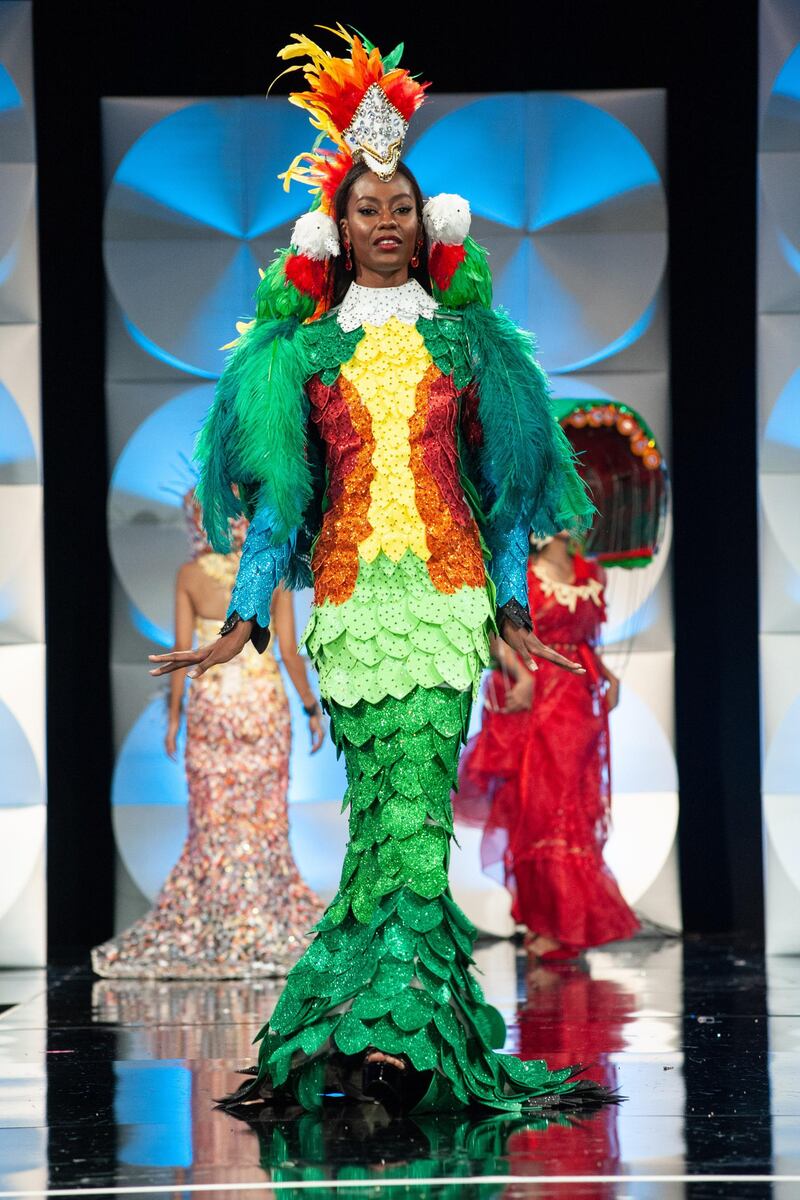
left=422, top=194, right=471, bottom=246
left=290, top=211, right=340, bottom=260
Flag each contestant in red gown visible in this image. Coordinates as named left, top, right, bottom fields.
left=454, top=535, right=640, bottom=957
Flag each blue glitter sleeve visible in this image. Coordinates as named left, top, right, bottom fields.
left=228, top=508, right=292, bottom=631
left=485, top=517, right=534, bottom=632
left=485, top=517, right=529, bottom=610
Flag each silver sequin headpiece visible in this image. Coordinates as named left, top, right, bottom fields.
left=342, top=83, right=409, bottom=182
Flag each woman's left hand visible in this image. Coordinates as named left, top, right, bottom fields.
left=309, top=712, right=325, bottom=753
left=500, top=621, right=586, bottom=675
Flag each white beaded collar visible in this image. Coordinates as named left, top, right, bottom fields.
left=335, top=278, right=438, bottom=332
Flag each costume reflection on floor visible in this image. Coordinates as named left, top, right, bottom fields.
left=455, top=399, right=667, bottom=954
left=92, top=495, right=323, bottom=979
left=90, top=972, right=606, bottom=1200
left=184, top=25, right=614, bottom=1113
left=504, top=958, right=637, bottom=1195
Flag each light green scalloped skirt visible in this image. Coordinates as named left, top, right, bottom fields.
left=301, top=551, right=494, bottom=707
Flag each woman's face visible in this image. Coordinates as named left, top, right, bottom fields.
left=340, top=171, right=420, bottom=282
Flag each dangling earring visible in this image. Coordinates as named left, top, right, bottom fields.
left=344, top=239, right=352, bottom=271
left=410, top=235, right=422, bottom=269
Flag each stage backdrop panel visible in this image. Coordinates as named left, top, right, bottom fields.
left=0, top=0, right=45, bottom=968
left=759, top=0, right=800, bottom=955
left=101, top=87, right=676, bottom=937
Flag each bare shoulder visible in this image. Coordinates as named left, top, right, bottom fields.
left=176, top=561, right=198, bottom=587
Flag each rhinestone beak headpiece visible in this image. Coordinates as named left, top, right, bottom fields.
left=343, top=82, right=408, bottom=181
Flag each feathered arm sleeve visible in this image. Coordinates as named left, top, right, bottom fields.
left=194, top=313, right=316, bottom=651
left=459, top=303, right=595, bottom=632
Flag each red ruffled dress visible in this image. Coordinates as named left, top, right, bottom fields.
left=454, top=554, right=639, bottom=951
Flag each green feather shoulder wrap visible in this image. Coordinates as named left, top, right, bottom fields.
left=460, top=304, right=594, bottom=537
left=194, top=299, right=592, bottom=561
left=194, top=315, right=314, bottom=553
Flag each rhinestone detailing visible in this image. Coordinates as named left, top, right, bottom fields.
left=336, top=280, right=438, bottom=334
left=342, top=83, right=408, bottom=181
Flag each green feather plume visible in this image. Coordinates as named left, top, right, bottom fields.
left=195, top=315, right=313, bottom=552
left=460, top=304, right=594, bottom=537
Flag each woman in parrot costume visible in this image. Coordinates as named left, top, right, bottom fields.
left=150, top=25, right=607, bottom=1116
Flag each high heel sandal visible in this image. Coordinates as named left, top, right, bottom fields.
left=361, top=1049, right=430, bottom=1114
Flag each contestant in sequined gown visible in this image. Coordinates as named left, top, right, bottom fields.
left=92, top=500, right=325, bottom=980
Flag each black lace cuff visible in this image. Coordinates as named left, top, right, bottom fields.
left=497, top=597, right=533, bottom=634
left=218, top=610, right=271, bottom=655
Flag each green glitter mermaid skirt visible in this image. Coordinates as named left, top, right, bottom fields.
left=221, top=684, right=609, bottom=1114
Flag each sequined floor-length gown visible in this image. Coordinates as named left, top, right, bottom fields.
left=92, top=605, right=324, bottom=979
left=229, top=281, right=605, bottom=1112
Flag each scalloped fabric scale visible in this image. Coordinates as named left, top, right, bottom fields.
left=301, top=551, right=492, bottom=707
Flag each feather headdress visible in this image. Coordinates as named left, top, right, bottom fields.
left=274, top=24, right=430, bottom=213
left=222, top=25, right=491, bottom=338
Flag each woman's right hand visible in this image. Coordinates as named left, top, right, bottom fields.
left=148, top=619, right=253, bottom=678
left=165, top=715, right=180, bottom=760
left=500, top=673, right=535, bottom=713
left=488, top=672, right=534, bottom=714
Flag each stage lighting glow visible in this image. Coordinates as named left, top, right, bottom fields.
left=765, top=692, right=800, bottom=793
left=774, top=43, right=800, bottom=103
left=0, top=65, right=21, bottom=113
left=109, top=100, right=313, bottom=239
left=129, top=601, right=171, bottom=649
left=106, top=237, right=271, bottom=378
left=0, top=238, right=19, bottom=285
left=109, top=384, right=214, bottom=507
left=0, top=380, right=36, bottom=481
left=122, top=315, right=218, bottom=381
left=113, top=696, right=187, bottom=809
left=406, top=94, right=660, bottom=232
left=555, top=296, right=659, bottom=374
left=765, top=365, right=800, bottom=452
left=778, top=228, right=800, bottom=279
left=114, top=1062, right=193, bottom=1168
left=112, top=103, right=251, bottom=238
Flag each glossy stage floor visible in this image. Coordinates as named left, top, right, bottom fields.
left=0, top=936, right=798, bottom=1198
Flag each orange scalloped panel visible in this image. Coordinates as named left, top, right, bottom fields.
left=410, top=367, right=486, bottom=594
left=308, top=374, right=375, bottom=605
